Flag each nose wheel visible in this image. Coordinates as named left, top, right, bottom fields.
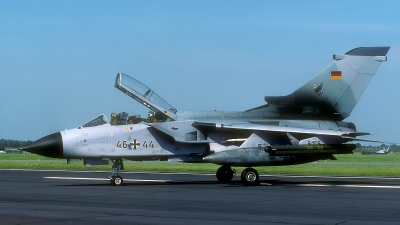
left=110, top=175, right=123, bottom=186
left=241, top=168, right=259, bottom=186
left=110, top=158, right=124, bottom=186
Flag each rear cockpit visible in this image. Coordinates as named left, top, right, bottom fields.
left=110, top=112, right=142, bottom=125
left=109, top=111, right=170, bottom=125
left=78, top=73, right=177, bottom=129
left=78, top=110, right=168, bottom=128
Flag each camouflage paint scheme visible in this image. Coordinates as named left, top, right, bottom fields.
left=21, top=47, right=390, bottom=185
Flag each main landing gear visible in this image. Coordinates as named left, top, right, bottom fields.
left=215, top=165, right=260, bottom=185
left=110, top=158, right=124, bottom=186
left=216, top=165, right=235, bottom=182
left=241, top=168, right=259, bottom=186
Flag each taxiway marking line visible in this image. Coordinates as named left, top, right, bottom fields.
left=4, top=169, right=400, bottom=181
left=44, top=177, right=108, bottom=181
left=298, top=184, right=400, bottom=189
left=44, top=176, right=400, bottom=189
left=260, top=174, right=400, bottom=180
left=44, top=176, right=172, bottom=182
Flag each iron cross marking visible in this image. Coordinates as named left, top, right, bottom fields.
left=130, top=139, right=140, bottom=150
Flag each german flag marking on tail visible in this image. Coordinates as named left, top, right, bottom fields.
left=331, top=71, right=342, bottom=79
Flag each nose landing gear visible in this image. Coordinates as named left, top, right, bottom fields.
left=110, top=158, right=124, bottom=186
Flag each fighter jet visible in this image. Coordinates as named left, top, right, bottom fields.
left=21, top=47, right=390, bottom=186
left=376, top=147, right=390, bottom=154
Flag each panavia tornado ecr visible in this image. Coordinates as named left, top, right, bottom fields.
left=21, top=47, right=390, bottom=186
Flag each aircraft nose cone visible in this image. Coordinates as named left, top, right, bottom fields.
left=20, top=132, right=63, bottom=158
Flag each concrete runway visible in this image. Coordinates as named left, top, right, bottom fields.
left=1, top=169, right=400, bottom=225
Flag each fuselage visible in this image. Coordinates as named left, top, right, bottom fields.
left=21, top=110, right=357, bottom=166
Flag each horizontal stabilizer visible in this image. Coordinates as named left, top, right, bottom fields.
left=194, top=121, right=373, bottom=144
left=341, top=136, right=396, bottom=144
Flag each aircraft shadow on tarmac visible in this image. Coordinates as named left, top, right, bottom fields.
left=55, top=179, right=378, bottom=187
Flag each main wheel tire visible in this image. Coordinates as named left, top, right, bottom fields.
left=241, top=168, right=259, bottom=186
left=111, top=175, right=124, bottom=186
left=216, top=166, right=234, bottom=182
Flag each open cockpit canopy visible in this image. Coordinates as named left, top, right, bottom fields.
left=115, top=73, right=177, bottom=121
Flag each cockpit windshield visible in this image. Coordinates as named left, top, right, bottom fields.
left=81, top=114, right=109, bottom=128
left=115, top=73, right=177, bottom=121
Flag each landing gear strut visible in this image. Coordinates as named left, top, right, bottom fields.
left=216, top=165, right=234, bottom=182
left=241, top=168, right=259, bottom=186
left=110, top=158, right=124, bottom=186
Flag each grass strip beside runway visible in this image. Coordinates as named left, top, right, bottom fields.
left=1, top=153, right=400, bottom=177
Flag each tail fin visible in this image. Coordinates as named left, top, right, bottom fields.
left=263, top=47, right=390, bottom=120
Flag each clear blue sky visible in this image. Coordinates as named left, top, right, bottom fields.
left=1, top=1, right=399, bottom=144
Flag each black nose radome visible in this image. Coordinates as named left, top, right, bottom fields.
left=20, top=132, right=63, bottom=158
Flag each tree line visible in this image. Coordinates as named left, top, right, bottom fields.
left=0, top=139, right=33, bottom=149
